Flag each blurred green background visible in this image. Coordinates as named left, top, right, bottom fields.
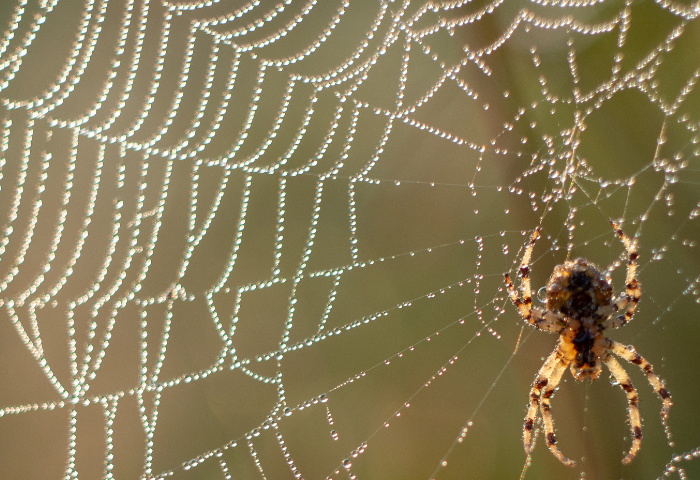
left=0, top=1, right=698, bottom=479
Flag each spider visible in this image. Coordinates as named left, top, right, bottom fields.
left=504, top=222, right=672, bottom=466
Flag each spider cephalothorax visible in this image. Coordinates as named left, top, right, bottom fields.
left=505, top=222, right=672, bottom=466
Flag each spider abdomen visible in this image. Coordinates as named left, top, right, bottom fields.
left=545, top=259, right=613, bottom=320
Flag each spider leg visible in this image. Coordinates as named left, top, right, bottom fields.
left=539, top=355, right=576, bottom=467
left=603, top=355, right=642, bottom=464
left=523, top=344, right=576, bottom=466
left=608, top=339, right=672, bottom=423
left=505, top=274, right=565, bottom=332
left=606, top=222, right=641, bottom=329
left=523, top=348, right=558, bottom=452
left=505, top=227, right=566, bottom=333
left=519, top=227, right=541, bottom=302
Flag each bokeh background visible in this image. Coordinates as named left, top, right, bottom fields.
left=0, top=1, right=699, bottom=479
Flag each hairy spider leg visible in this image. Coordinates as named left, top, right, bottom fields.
left=609, top=339, right=672, bottom=428
left=523, top=343, right=576, bottom=467
left=523, top=348, right=557, bottom=451
left=538, top=345, right=577, bottom=467
left=505, top=228, right=566, bottom=333
left=603, top=355, right=642, bottom=464
left=519, top=227, right=541, bottom=301
left=606, top=221, right=641, bottom=329
left=505, top=274, right=565, bottom=333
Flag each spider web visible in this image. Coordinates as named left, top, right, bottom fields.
left=0, top=0, right=699, bottom=479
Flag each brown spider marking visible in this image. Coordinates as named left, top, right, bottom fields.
left=505, top=222, right=672, bottom=467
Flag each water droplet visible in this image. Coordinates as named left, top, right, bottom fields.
left=537, top=287, right=547, bottom=303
